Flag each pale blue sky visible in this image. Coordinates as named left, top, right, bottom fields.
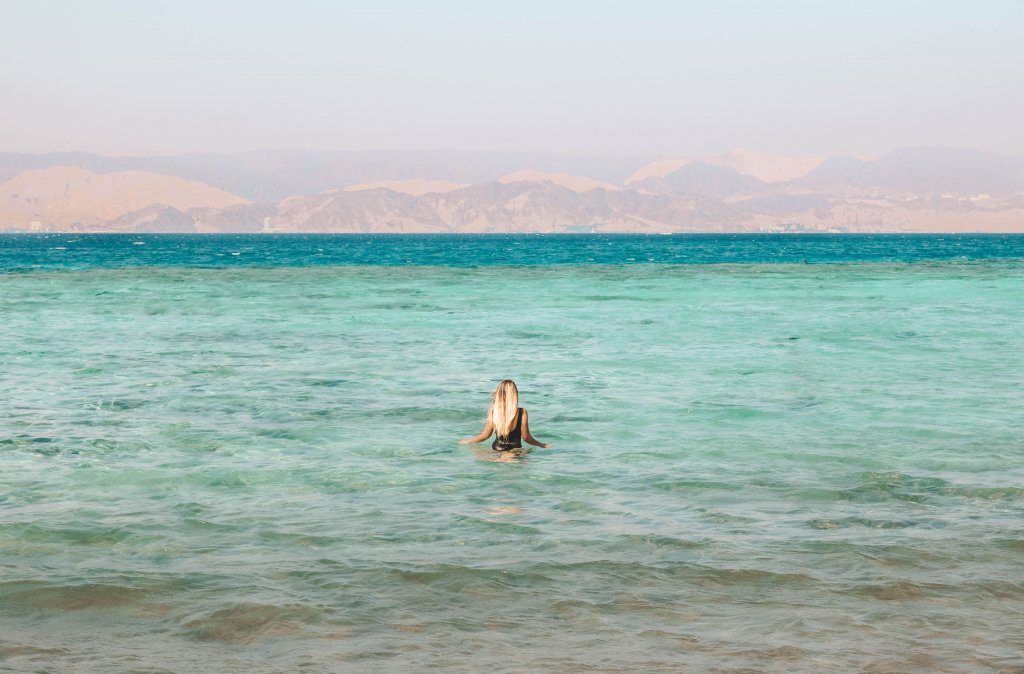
left=1, top=0, right=1021, bottom=157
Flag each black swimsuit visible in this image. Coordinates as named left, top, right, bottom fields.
left=492, top=408, right=523, bottom=451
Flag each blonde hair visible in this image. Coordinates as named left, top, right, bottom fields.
left=488, top=380, right=520, bottom=438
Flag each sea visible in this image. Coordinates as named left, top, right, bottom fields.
left=1, top=233, right=1022, bottom=673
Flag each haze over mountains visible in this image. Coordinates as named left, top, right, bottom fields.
left=1, top=147, right=1022, bottom=233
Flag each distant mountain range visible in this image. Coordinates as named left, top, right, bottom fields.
left=1, top=147, right=1022, bottom=233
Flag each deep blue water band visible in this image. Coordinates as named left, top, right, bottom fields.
left=2, top=233, right=1023, bottom=271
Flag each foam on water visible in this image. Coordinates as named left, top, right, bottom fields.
left=1, top=236, right=1023, bottom=672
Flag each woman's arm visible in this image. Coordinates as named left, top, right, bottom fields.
left=459, top=419, right=495, bottom=444
left=520, top=408, right=550, bottom=448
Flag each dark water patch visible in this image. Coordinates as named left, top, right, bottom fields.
left=618, top=533, right=711, bottom=551
left=294, top=407, right=344, bottom=419
left=688, top=400, right=772, bottom=418
left=3, top=583, right=147, bottom=611
left=535, top=496, right=595, bottom=515
left=0, top=435, right=65, bottom=456
left=548, top=414, right=600, bottom=422
left=808, top=517, right=924, bottom=530
left=695, top=508, right=760, bottom=525
left=941, top=485, right=1024, bottom=500
left=0, top=523, right=136, bottom=546
left=849, top=579, right=1024, bottom=601
left=786, top=396, right=824, bottom=410
left=84, top=438, right=152, bottom=455
left=783, top=486, right=863, bottom=502
left=792, top=541, right=951, bottom=566
left=180, top=518, right=245, bottom=533
left=993, top=538, right=1024, bottom=552
left=203, top=470, right=279, bottom=488
left=256, top=530, right=340, bottom=547
left=308, top=378, right=350, bottom=387
left=842, top=472, right=951, bottom=503
left=0, top=434, right=56, bottom=445
left=727, top=645, right=810, bottom=663
left=188, top=365, right=239, bottom=376
left=579, top=294, right=644, bottom=302
left=254, top=427, right=303, bottom=441
left=365, top=302, right=439, bottom=311
left=387, top=564, right=555, bottom=591
left=693, top=567, right=818, bottom=589
left=966, top=580, right=1024, bottom=599
left=182, top=603, right=323, bottom=643
left=644, top=478, right=737, bottom=493
left=856, top=581, right=942, bottom=601
left=170, top=501, right=205, bottom=517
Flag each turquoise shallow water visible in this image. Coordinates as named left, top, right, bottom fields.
left=2, top=237, right=1024, bottom=672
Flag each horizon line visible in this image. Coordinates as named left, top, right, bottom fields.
left=3, top=144, right=1022, bottom=162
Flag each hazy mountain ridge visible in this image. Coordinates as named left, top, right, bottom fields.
left=1, top=147, right=1022, bottom=233
left=801, top=147, right=1024, bottom=195
left=0, top=150, right=651, bottom=201
left=632, top=163, right=768, bottom=197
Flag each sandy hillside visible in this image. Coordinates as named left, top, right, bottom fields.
left=498, top=170, right=621, bottom=193
left=344, top=179, right=468, bottom=196
left=0, top=166, right=248, bottom=227
left=706, top=149, right=823, bottom=183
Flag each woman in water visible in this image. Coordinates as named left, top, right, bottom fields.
left=459, top=379, right=550, bottom=451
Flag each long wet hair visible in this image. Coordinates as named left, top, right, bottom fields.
left=488, top=380, right=520, bottom=439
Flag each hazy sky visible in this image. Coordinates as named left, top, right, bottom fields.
left=2, top=0, right=1021, bottom=157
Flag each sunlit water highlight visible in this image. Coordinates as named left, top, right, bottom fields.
left=1, top=235, right=1023, bottom=672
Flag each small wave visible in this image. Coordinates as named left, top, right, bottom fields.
left=727, top=645, right=810, bottom=662
left=386, top=564, right=555, bottom=590
left=254, top=427, right=303, bottom=440
left=694, top=567, right=817, bottom=588
left=0, top=435, right=59, bottom=456
left=859, top=581, right=935, bottom=601
left=183, top=603, right=323, bottom=643
left=451, top=515, right=541, bottom=535
left=804, top=472, right=954, bottom=504
left=365, top=302, right=439, bottom=310
left=257, top=529, right=339, bottom=547
left=308, top=378, right=350, bottom=387
left=644, top=478, right=736, bottom=492
left=548, top=414, right=599, bottom=422
left=0, top=643, right=70, bottom=658
left=850, top=579, right=1024, bottom=602
left=579, top=294, right=643, bottom=301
